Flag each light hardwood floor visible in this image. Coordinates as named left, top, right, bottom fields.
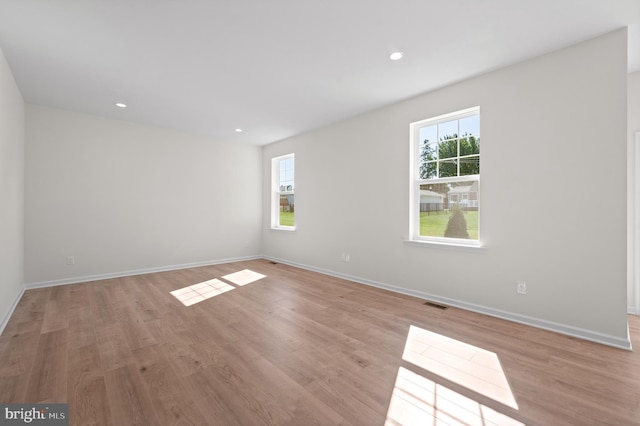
left=0, top=259, right=639, bottom=425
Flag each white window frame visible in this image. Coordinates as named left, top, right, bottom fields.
left=271, top=153, right=295, bottom=230
left=409, top=107, right=481, bottom=247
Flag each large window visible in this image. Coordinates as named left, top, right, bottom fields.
left=410, top=107, right=480, bottom=245
left=272, top=154, right=295, bottom=229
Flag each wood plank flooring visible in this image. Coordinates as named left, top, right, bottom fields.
left=1, top=259, right=639, bottom=425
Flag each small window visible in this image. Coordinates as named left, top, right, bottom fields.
left=272, top=154, right=295, bottom=229
left=410, top=107, right=480, bottom=245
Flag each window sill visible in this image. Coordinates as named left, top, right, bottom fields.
left=404, top=239, right=487, bottom=253
left=270, top=227, right=296, bottom=232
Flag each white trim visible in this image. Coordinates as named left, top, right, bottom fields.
left=411, top=234, right=482, bottom=247
left=0, top=287, right=25, bottom=337
left=272, top=153, right=295, bottom=230
left=12, top=254, right=633, bottom=350
left=417, top=174, right=480, bottom=186
left=635, top=132, right=640, bottom=315
left=24, top=256, right=261, bottom=289
left=270, top=227, right=296, bottom=232
left=264, top=256, right=632, bottom=351
left=410, top=107, right=481, bottom=245
left=403, top=239, right=487, bottom=252
left=271, top=226, right=296, bottom=231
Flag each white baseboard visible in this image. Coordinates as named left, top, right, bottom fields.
left=628, top=305, right=639, bottom=315
left=24, top=255, right=262, bottom=289
left=265, top=256, right=633, bottom=351
left=18, top=254, right=633, bottom=351
left=0, top=287, right=25, bottom=337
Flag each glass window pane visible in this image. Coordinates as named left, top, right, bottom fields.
left=460, top=155, right=480, bottom=176
left=420, top=139, right=438, bottom=159
left=419, top=183, right=447, bottom=214
left=419, top=179, right=478, bottom=240
left=438, top=120, right=458, bottom=140
left=413, top=110, right=479, bottom=242
left=438, top=138, right=458, bottom=159
left=419, top=135, right=438, bottom=178
left=279, top=194, right=294, bottom=226
left=438, top=159, right=457, bottom=177
left=459, top=135, right=480, bottom=157
left=459, top=115, right=480, bottom=137
left=419, top=160, right=437, bottom=179
left=419, top=125, right=437, bottom=147
left=273, top=154, right=295, bottom=228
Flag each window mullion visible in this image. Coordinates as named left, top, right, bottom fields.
left=456, top=137, right=460, bottom=177
left=410, top=107, right=479, bottom=244
left=456, top=120, right=460, bottom=177
left=272, top=153, right=295, bottom=229
left=436, top=126, right=440, bottom=178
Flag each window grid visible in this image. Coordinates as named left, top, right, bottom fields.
left=272, top=154, right=295, bottom=229
left=411, top=107, right=480, bottom=245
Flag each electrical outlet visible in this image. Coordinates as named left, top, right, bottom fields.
left=517, top=281, right=527, bottom=294
left=66, top=256, right=75, bottom=265
left=345, top=254, right=350, bottom=262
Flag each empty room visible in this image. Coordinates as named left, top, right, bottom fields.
left=1, top=1, right=640, bottom=425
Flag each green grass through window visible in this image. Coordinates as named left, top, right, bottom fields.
left=420, top=211, right=478, bottom=239
left=279, top=211, right=295, bottom=227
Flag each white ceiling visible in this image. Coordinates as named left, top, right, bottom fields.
left=0, top=0, right=638, bottom=145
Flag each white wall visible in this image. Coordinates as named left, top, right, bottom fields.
left=0, top=48, right=25, bottom=328
left=263, top=29, right=629, bottom=346
left=629, top=70, right=640, bottom=313
left=25, top=106, right=262, bottom=284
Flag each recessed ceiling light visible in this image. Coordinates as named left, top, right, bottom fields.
left=389, top=51, right=404, bottom=61
left=115, top=102, right=127, bottom=108
left=235, top=128, right=243, bottom=132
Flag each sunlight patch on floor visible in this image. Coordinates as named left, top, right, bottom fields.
left=222, top=269, right=266, bottom=286
left=170, top=278, right=235, bottom=306
left=402, top=325, right=519, bottom=410
left=385, top=367, right=524, bottom=426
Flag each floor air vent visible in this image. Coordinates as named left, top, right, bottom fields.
left=424, top=301, right=448, bottom=310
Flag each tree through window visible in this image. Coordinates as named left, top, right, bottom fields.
left=272, top=154, right=295, bottom=229
left=411, top=107, right=480, bottom=244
